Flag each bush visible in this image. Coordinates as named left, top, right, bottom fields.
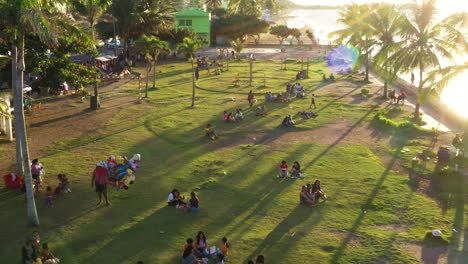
left=372, top=109, right=420, bottom=132
left=361, top=88, right=370, bottom=98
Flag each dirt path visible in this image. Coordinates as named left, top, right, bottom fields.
left=0, top=77, right=140, bottom=172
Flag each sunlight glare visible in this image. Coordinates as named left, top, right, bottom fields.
left=440, top=72, right=468, bottom=119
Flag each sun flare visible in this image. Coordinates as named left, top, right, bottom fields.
left=440, top=72, right=468, bottom=119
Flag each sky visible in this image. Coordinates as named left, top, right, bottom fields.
left=289, top=0, right=468, bottom=16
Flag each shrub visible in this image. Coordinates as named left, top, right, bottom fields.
left=361, top=88, right=370, bottom=98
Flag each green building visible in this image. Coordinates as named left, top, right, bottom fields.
left=175, top=9, right=211, bottom=46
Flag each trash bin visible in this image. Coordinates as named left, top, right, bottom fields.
left=90, top=95, right=100, bottom=109
left=39, top=86, right=49, bottom=97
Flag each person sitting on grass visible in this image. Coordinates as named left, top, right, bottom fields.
left=204, top=124, right=219, bottom=140
left=291, top=161, right=301, bottom=178
left=215, top=253, right=225, bottom=264
left=300, top=185, right=316, bottom=207
left=219, top=237, right=229, bottom=259
left=278, top=160, right=289, bottom=178
left=188, top=191, right=200, bottom=212
left=22, top=239, right=37, bottom=264
left=281, top=115, right=295, bottom=127
left=312, top=180, right=327, bottom=201
left=275, top=92, right=283, bottom=102
left=182, top=238, right=201, bottom=264
left=234, top=109, right=244, bottom=122
left=168, top=189, right=186, bottom=207
left=195, top=231, right=208, bottom=258
left=41, top=243, right=60, bottom=264
left=256, top=105, right=267, bottom=116
left=298, top=110, right=318, bottom=119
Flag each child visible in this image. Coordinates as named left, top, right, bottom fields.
left=59, top=174, right=71, bottom=193
left=220, top=237, right=229, bottom=258
left=45, top=186, right=53, bottom=208
left=279, top=160, right=289, bottom=178
left=310, top=94, right=316, bottom=108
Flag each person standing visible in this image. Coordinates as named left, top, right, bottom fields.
left=195, top=67, right=200, bottom=81
left=310, top=94, right=316, bottom=108
left=411, top=72, right=415, bottom=87
left=91, top=163, right=110, bottom=206
left=248, top=90, right=255, bottom=107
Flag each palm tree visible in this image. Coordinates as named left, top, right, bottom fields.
left=330, top=4, right=376, bottom=82
left=369, top=3, right=405, bottom=98
left=229, top=0, right=260, bottom=16
left=110, top=0, right=174, bottom=60
left=176, top=37, right=204, bottom=107
left=205, top=0, right=222, bottom=11
left=389, top=0, right=467, bottom=120
left=134, top=34, right=169, bottom=96
left=0, top=0, right=64, bottom=226
left=69, top=0, right=110, bottom=108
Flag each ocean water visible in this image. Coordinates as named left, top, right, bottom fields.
left=287, top=8, right=468, bottom=119
left=286, top=9, right=342, bottom=44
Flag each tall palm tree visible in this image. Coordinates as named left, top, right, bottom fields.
left=330, top=4, right=376, bottom=82
left=0, top=0, right=64, bottom=226
left=205, top=0, right=222, bottom=11
left=369, top=3, right=405, bottom=97
left=134, top=34, right=169, bottom=96
left=389, top=0, right=467, bottom=119
left=229, top=0, right=260, bottom=16
left=69, top=0, right=110, bottom=108
left=176, top=37, right=204, bottom=107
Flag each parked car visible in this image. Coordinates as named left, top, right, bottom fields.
left=107, top=39, right=121, bottom=49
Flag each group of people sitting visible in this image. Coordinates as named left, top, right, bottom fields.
left=182, top=231, right=229, bottom=264
left=286, top=82, right=306, bottom=98
left=281, top=115, right=295, bottom=127
left=278, top=160, right=304, bottom=179
left=223, top=109, right=244, bottom=123
left=22, top=231, right=60, bottom=264
left=264, top=91, right=290, bottom=103
left=300, top=180, right=327, bottom=207
left=389, top=89, right=406, bottom=104
left=168, top=189, right=200, bottom=213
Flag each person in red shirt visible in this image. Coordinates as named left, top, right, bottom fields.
left=279, top=160, right=289, bottom=178
left=91, top=163, right=110, bottom=206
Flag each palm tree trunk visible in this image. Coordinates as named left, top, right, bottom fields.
left=16, top=34, right=39, bottom=226
left=145, top=60, right=150, bottom=98
left=414, top=59, right=423, bottom=120
left=191, top=58, right=196, bottom=107
left=364, top=52, right=370, bottom=82
left=383, top=80, right=388, bottom=98
left=152, top=59, right=157, bottom=89
left=11, top=41, right=23, bottom=175
left=249, top=59, right=253, bottom=86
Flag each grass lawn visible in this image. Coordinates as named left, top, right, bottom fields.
left=0, top=59, right=466, bottom=263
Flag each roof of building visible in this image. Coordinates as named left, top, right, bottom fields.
left=175, top=9, right=209, bottom=17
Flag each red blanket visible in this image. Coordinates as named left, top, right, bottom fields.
left=3, top=173, right=24, bottom=189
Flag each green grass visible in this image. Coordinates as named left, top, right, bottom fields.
left=0, top=59, right=466, bottom=263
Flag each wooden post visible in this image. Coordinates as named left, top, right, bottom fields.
left=306, top=57, right=310, bottom=78
left=301, top=57, right=304, bottom=71
left=249, top=59, right=253, bottom=86
left=263, top=73, right=266, bottom=87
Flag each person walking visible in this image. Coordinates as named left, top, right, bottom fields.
left=310, top=94, right=316, bottom=109
left=410, top=72, right=415, bottom=87
left=91, top=162, right=110, bottom=206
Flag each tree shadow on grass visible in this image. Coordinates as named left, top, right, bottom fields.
left=329, top=146, right=404, bottom=263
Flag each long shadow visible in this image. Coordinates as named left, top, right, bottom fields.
left=329, top=146, right=403, bottom=263
left=314, top=87, right=362, bottom=114
left=301, top=106, right=377, bottom=172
